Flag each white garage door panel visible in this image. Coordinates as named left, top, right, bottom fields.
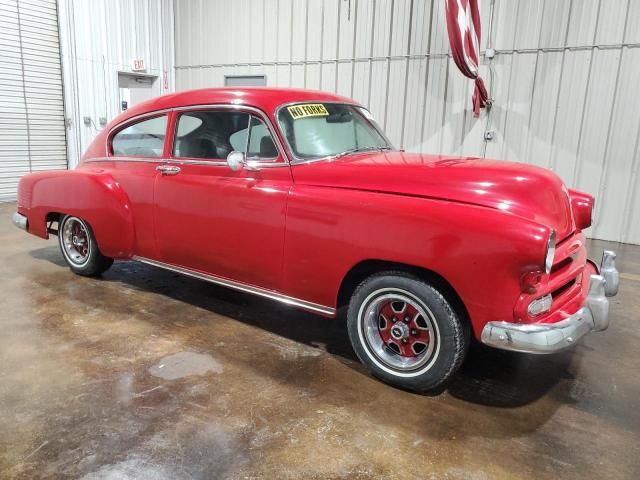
left=0, top=0, right=67, bottom=202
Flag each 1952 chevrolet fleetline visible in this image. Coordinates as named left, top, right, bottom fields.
left=13, top=88, right=619, bottom=392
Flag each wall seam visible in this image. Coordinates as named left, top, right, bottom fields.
left=15, top=0, right=32, bottom=173
left=571, top=0, right=603, bottom=188
left=522, top=0, right=547, bottom=164
left=382, top=0, right=395, bottom=130
left=499, top=0, right=523, bottom=160
left=349, top=0, right=359, bottom=98
left=399, top=0, right=415, bottom=149
left=318, top=0, right=325, bottom=88
left=334, top=0, right=341, bottom=92
left=591, top=0, right=631, bottom=238
left=548, top=0, right=574, bottom=172
left=303, top=0, right=309, bottom=88
left=366, top=0, right=376, bottom=108
left=418, top=0, right=435, bottom=152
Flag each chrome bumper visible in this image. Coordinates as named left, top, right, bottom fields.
left=481, top=251, right=619, bottom=354
left=12, top=212, right=27, bottom=231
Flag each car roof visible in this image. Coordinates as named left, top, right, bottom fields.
left=115, top=87, right=359, bottom=126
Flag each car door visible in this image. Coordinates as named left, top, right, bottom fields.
left=106, top=113, right=170, bottom=259
left=152, top=106, right=292, bottom=291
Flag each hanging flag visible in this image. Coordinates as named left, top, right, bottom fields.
left=445, top=0, right=489, bottom=117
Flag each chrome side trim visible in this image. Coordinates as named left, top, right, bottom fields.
left=85, top=156, right=166, bottom=164
left=99, top=103, right=290, bottom=167
left=12, top=212, right=28, bottom=231
left=132, top=256, right=336, bottom=316
left=165, top=158, right=226, bottom=167
left=481, top=274, right=610, bottom=354
left=84, top=156, right=288, bottom=169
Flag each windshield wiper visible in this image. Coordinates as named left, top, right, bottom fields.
left=334, top=146, right=393, bottom=159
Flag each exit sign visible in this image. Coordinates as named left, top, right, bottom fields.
left=132, top=58, right=146, bottom=71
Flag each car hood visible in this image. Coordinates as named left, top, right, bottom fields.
left=291, top=151, right=575, bottom=240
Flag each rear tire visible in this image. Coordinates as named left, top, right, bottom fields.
left=58, top=215, right=113, bottom=276
left=347, top=272, right=468, bottom=392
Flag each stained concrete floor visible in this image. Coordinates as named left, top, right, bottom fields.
left=0, top=202, right=639, bottom=480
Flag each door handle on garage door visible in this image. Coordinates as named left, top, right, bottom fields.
left=156, top=165, right=181, bottom=176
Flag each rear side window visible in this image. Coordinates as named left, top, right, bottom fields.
left=112, top=116, right=167, bottom=157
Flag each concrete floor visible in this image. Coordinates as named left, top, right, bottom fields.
left=1, top=202, right=639, bottom=480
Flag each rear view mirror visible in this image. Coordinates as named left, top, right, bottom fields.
left=326, top=111, right=352, bottom=123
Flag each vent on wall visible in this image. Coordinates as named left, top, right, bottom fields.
left=224, top=75, right=267, bottom=87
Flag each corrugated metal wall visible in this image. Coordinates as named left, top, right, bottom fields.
left=57, top=0, right=175, bottom=168
left=174, top=0, right=640, bottom=245
left=0, top=0, right=67, bottom=201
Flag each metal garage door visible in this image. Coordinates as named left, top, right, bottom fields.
left=0, top=0, right=67, bottom=202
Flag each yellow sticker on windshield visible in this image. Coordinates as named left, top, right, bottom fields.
left=287, top=104, right=329, bottom=119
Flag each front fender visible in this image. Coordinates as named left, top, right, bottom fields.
left=17, top=169, right=135, bottom=259
left=282, top=185, right=551, bottom=338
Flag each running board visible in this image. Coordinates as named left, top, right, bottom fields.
left=132, top=256, right=336, bottom=317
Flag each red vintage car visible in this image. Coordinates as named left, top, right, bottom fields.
left=13, top=87, right=619, bottom=392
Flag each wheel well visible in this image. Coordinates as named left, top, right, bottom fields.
left=45, top=212, right=63, bottom=235
left=337, top=260, right=470, bottom=324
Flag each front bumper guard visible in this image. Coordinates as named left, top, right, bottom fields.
left=481, top=250, right=619, bottom=354
left=601, top=250, right=619, bottom=297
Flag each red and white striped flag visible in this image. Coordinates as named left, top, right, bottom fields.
left=445, top=0, right=489, bottom=117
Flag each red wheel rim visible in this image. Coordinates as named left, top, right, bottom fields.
left=377, top=299, right=431, bottom=357
left=359, top=289, right=439, bottom=372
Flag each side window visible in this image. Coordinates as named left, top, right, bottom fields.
left=111, top=116, right=167, bottom=157
left=228, top=121, right=249, bottom=152
left=173, top=111, right=250, bottom=160
left=247, top=117, right=278, bottom=159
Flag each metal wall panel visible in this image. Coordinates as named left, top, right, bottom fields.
left=174, top=0, right=640, bottom=244
left=57, top=0, right=174, bottom=168
left=0, top=0, right=66, bottom=201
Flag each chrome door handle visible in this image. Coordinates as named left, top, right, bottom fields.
left=156, top=165, right=181, bottom=175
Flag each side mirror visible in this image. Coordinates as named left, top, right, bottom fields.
left=226, top=151, right=246, bottom=171
left=226, top=151, right=259, bottom=172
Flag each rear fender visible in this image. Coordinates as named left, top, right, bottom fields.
left=18, top=170, right=134, bottom=259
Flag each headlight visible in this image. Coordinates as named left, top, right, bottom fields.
left=545, top=230, right=556, bottom=274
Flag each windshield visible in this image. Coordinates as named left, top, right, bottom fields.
left=277, top=103, right=393, bottom=160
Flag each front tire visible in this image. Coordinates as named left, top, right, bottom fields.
left=58, top=215, right=113, bottom=276
left=347, top=272, right=468, bottom=392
